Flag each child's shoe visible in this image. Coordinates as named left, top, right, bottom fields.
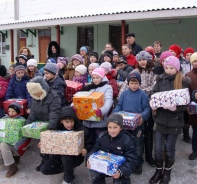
left=6, top=163, right=18, bottom=177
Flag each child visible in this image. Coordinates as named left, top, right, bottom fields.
left=89, top=52, right=99, bottom=64
left=122, top=44, right=137, bottom=68
left=39, top=106, right=93, bottom=184
left=153, top=40, right=162, bottom=58
left=80, top=46, right=89, bottom=67
left=44, top=63, right=66, bottom=106
left=17, top=54, right=28, bottom=68
left=64, top=54, right=83, bottom=80
left=149, top=56, right=190, bottom=184
left=86, top=113, right=138, bottom=184
left=169, top=44, right=184, bottom=63
left=116, top=55, right=133, bottom=81
left=113, top=72, right=151, bottom=175
left=72, top=65, right=88, bottom=86
left=5, top=65, right=31, bottom=113
left=87, top=63, right=99, bottom=83
left=9, top=64, right=15, bottom=77
left=81, top=68, right=113, bottom=144
left=26, top=59, right=42, bottom=79
left=100, top=62, right=119, bottom=99
left=113, top=51, right=119, bottom=66
left=57, top=57, right=69, bottom=76
left=145, top=46, right=156, bottom=62
left=103, top=50, right=116, bottom=68
left=0, top=102, right=25, bottom=177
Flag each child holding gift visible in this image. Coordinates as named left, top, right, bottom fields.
left=72, top=65, right=88, bottom=86
left=87, top=63, right=99, bottom=83
left=113, top=72, right=151, bottom=175
left=149, top=56, right=190, bottom=184
left=81, top=68, right=113, bottom=144
left=86, top=113, right=138, bottom=184
left=0, top=102, right=25, bottom=177
left=39, top=106, right=93, bottom=184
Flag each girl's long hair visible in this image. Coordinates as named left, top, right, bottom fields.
left=137, top=61, right=154, bottom=74
left=174, top=71, right=183, bottom=89
left=26, top=67, right=36, bottom=78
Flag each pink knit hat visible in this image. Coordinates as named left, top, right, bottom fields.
left=100, top=62, right=112, bottom=72
left=164, top=56, right=180, bottom=71
left=160, top=51, right=173, bottom=63
left=92, top=68, right=105, bottom=79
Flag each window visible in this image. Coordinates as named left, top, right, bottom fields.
left=38, top=29, right=51, bottom=36
left=77, top=27, right=93, bottom=53
left=20, top=31, right=27, bottom=38
left=0, top=34, right=6, bottom=54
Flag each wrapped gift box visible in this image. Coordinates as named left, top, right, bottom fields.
left=3, top=99, right=27, bottom=115
left=117, top=111, right=141, bottom=130
left=150, top=88, right=190, bottom=109
left=73, top=92, right=104, bottom=121
left=189, top=101, right=197, bottom=114
left=40, top=130, right=84, bottom=155
left=0, top=119, right=25, bottom=145
left=22, top=122, right=48, bottom=139
left=89, top=150, right=125, bottom=176
left=65, top=80, right=83, bottom=103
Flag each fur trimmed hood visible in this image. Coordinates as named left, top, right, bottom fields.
left=47, top=41, right=61, bottom=57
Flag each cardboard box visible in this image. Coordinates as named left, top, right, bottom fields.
left=189, top=102, right=197, bottom=114
left=150, top=88, right=190, bottom=109
left=117, top=111, right=141, bottom=130
left=73, top=92, right=104, bottom=121
left=65, top=80, right=83, bottom=103
left=40, top=130, right=84, bottom=155
left=3, top=99, right=27, bottom=115
left=89, top=150, right=125, bottom=176
left=22, top=122, right=48, bottom=139
left=0, top=119, right=25, bottom=145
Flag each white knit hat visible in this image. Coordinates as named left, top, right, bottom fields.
left=27, top=59, right=38, bottom=67
left=75, top=65, right=87, bottom=75
left=100, top=62, right=112, bottom=72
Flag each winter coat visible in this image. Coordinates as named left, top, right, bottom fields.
left=155, top=52, right=162, bottom=59
left=153, top=73, right=190, bottom=135
left=57, top=106, right=93, bottom=153
left=130, top=42, right=143, bottom=56
left=83, top=77, right=113, bottom=128
left=47, top=41, right=64, bottom=62
left=72, top=73, right=88, bottom=87
left=5, top=74, right=31, bottom=108
left=63, top=63, right=75, bottom=80
left=86, top=130, right=138, bottom=177
left=0, top=74, right=11, bottom=107
left=117, top=65, right=133, bottom=81
left=106, top=69, right=119, bottom=99
left=126, top=54, right=137, bottom=68
left=46, top=74, right=66, bottom=106
left=87, top=74, right=92, bottom=83
left=113, top=89, right=151, bottom=122
left=181, top=59, right=192, bottom=75
left=2, top=114, right=25, bottom=119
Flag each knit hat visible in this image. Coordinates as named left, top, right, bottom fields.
left=125, top=33, right=135, bottom=38
left=75, top=65, right=87, bottom=75
left=44, top=63, right=59, bottom=75
left=127, top=72, right=141, bottom=85
left=164, top=56, right=180, bottom=71
left=0, top=65, right=7, bottom=77
left=8, top=102, right=21, bottom=114
left=136, top=51, right=152, bottom=62
left=71, top=54, right=83, bottom=64
left=47, top=58, right=56, bottom=63
left=27, top=59, right=37, bottom=67
left=160, top=51, right=173, bottom=63
left=107, top=113, right=123, bottom=129
left=169, top=44, right=182, bottom=58
left=80, top=46, right=88, bottom=54
left=15, top=65, right=26, bottom=73
left=18, top=54, right=28, bottom=62
left=190, top=52, right=197, bottom=64
left=57, top=57, right=69, bottom=66
left=100, top=62, right=112, bottom=72
left=103, top=50, right=113, bottom=60
left=92, top=68, right=105, bottom=79
left=113, top=51, right=119, bottom=56
left=145, top=46, right=155, bottom=61
left=89, top=52, right=99, bottom=60
left=88, top=63, right=99, bottom=69
left=117, top=55, right=127, bottom=64
left=184, top=47, right=195, bottom=57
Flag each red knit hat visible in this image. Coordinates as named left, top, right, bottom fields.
left=184, top=47, right=195, bottom=57
left=169, top=44, right=182, bottom=58
left=145, top=46, right=155, bottom=61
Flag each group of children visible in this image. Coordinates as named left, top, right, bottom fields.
left=0, top=38, right=196, bottom=184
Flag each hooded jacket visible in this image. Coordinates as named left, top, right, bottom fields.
left=26, top=76, right=61, bottom=129
left=63, top=63, right=75, bottom=80
left=47, top=41, right=64, bottom=62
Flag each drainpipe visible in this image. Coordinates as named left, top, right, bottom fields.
left=56, top=25, right=60, bottom=45
left=10, top=29, right=14, bottom=63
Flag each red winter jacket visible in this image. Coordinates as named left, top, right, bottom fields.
left=106, top=69, right=119, bottom=99
left=126, top=54, right=137, bottom=68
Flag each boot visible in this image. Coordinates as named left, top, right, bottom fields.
left=159, top=158, right=174, bottom=184
left=144, top=131, right=155, bottom=167
left=36, top=160, right=44, bottom=171
left=13, top=156, right=20, bottom=164
left=183, top=127, right=192, bottom=143
left=149, top=160, right=163, bottom=184
left=6, top=163, right=18, bottom=177
left=189, top=151, right=197, bottom=160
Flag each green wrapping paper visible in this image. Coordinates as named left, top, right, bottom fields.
left=22, top=122, right=48, bottom=139
left=0, top=119, right=25, bottom=145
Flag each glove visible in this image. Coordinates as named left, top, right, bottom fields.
left=163, top=102, right=176, bottom=111
left=96, top=109, right=102, bottom=117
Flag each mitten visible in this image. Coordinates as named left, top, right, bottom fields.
left=163, top=102, right=176, bottom=111
left=96, top=109, right=102, bottom=117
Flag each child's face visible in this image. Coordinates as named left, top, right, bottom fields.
left=122, top=46, right=131, bottom=56
left=88, top=66, right=95, bottom=76
left=72, top=59, right=81, bottom=66
left=192, top=60, right=197, bottom=68
left=75, top=71, right=82, bottom=77
left=108, top=122, right=122, bottom=138
left=8, top=108, right=17, bottom=116
left=9, top=66, right=15, bottom=75
left=90, top=56, right=97, bottom=63
left=185, top=53, right=193, bottom=61
left=104, top=56, right=111, bottom=62
left=164, top=64, right=177, bottom=75
left=34, top=92, right=43, bottom=97
left=129, top=80, right=140, bottom=91
left=57, top=62, right=64, bottom=69
left=92, top=74, right=102, bottom=85
left=138, top=59, right=148, bottom=68
left=51, top=46, right=57, bottom=53
left=44, top=70, right=55, bottom=80
left=80, top=50, right=87, bottom=57
left=61, top=118, right=75, bottom=130
left=28, top=65, right=35, bottom=72
left=105, top=44, right=113, bottom=51
left=113, top=55, right=119, bottom=62
left=16, top=70, right=25, bottom=79
left=117, top=63, right=126, bottom=69
left=169, top=50, right=176, bottom=57
left=19, top=58, right=26, bottom=65
left=154, top=44, right=162, bottom=53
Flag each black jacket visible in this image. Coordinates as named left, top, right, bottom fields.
left=131, top=42, right=143, bottom=56
left=117, top=65, right=133, bottom=81
left=86, top=130, right=138, bottom=177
